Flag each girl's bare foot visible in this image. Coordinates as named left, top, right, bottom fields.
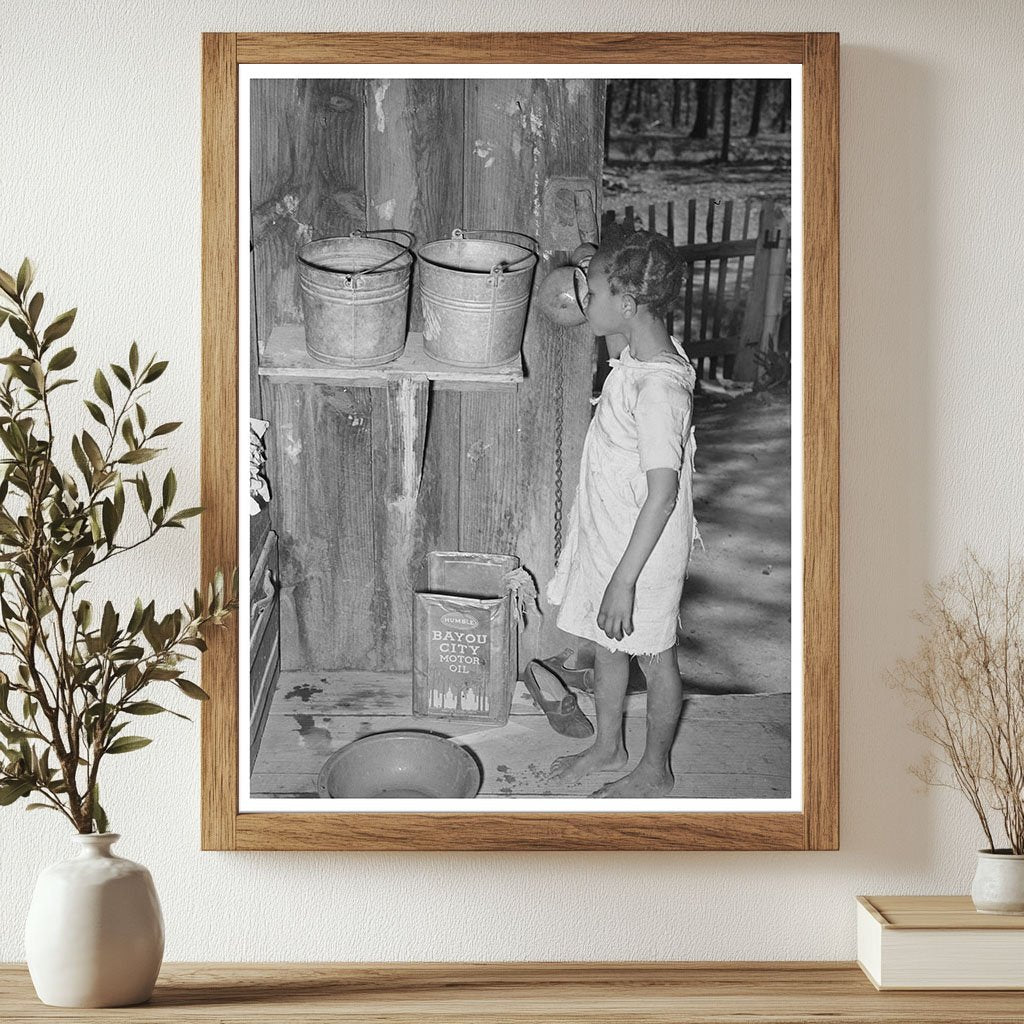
left=549, top=744, right=627, bottom=785
left=593, top=761, right=675, bottom=798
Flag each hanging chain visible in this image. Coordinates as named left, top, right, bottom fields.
left=553, top=364, right=565, bottom=564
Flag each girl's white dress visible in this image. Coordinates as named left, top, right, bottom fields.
left=546, top=336, right=698, bottom=656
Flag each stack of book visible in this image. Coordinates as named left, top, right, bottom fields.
left=857, top=895, right=1024, bottom=990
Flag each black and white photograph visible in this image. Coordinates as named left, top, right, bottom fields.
left=241, top=65, right=799, bottom=810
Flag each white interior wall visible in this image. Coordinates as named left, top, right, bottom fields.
left=1, top=0, right=1022, bottom=960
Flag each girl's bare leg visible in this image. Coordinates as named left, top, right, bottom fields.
left=594, top=646, right=682, bottom=797
left=549, top=645, right=629, bottom=783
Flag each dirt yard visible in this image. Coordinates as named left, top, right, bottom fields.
left=675, top=384, right=792, bottom=695
left=604, top=130, right=792, bottom=223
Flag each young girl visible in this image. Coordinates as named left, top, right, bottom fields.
left=542, top=228, right=697, bottom=798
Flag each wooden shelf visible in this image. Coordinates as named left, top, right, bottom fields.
left=258, top=325, right=523, bottom=390
left=3, top=962, right=1023, bottom=1022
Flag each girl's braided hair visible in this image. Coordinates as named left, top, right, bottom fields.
left=597, top=226, right=686, bottom=319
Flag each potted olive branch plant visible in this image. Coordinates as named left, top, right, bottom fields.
left=894, top=550, right=1024, bottom=914
left=0, top=258, right=238, bottom=1007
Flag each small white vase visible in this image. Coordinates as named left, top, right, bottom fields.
left=970, top=849, right=1024, bottom=915
left=25, top=833, right=164, bottom=1007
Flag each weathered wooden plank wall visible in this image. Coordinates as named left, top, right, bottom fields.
left=265, top=383, right=378, bottom=670
left=365, top=80, right=464, bottom=334
left=251, top=77, right=605, bottom=672
left=365, top=80, right=463, bottom=667
left=249, top=79, right=297, bottom=420
left=458, top=81, right=531, bottom=559
left=253, top=79, right=377, bottom=671
left=251, top=80, right=364, bottom=339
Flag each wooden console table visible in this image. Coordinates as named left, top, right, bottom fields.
left=2, top=962, right=1023, bottom=1022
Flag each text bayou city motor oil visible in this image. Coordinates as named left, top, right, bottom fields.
left=413, top=552, right=520, bottom=725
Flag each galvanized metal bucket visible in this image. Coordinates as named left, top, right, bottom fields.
left=296, top=229, right=414, bottom=367
left=417, top=229, right=538, bottom=366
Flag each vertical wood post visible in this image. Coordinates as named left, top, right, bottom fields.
left=732, top=199, right=779, bottom=382
left=460, top=80, right=535, bottom=559
left=760, top=214, right=792, bottom=367
left=364, top=79, right=463, bottom=333
left=371, top=378, right=429, bottom=669
left=365, top=79, right=463, bottom=663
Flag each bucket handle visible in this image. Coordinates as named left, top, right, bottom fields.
left=356, top=227, right=417, bottom=246
left=334, top=228, right=417, bottom=287
left=450, top=228, right=538, bottom=281
left=296, top=230, right=414, bottom=287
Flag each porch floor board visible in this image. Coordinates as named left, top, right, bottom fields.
left=250, top=670, right=790, bottom=800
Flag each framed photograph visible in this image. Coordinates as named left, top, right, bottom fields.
left=201, top=32, right=838, bottom=850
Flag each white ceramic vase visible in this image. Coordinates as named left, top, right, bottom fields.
left=25, top=833, right=164, bottom=1007
left=970, top=849, right=1024, bottom=915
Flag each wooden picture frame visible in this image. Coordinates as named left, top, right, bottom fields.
left=201, top=32, right=838, bottom=851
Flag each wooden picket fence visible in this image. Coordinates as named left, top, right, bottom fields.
left=603, top=196, right=790, bottom=381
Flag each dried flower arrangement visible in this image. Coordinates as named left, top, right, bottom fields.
left=894, top=551, right=1024, bottom=854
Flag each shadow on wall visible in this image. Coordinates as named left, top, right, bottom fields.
left=838, top=48, right=937, bottom=869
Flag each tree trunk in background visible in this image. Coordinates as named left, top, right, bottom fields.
left=748, top=80, right=766, bottom=136
left=623, top=79, right=639, bottom=118
left=671, top=80, right=682, bottom=128
left=772, top=79, right=791, bottom=133
left=690, top=80, right=710, bottom=139
left=707, top=79, right=718, bottom=132
left=720, top=79, right=733, bottom=163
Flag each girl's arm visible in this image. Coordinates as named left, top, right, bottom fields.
left=597, top=467, right=678, bottom=641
